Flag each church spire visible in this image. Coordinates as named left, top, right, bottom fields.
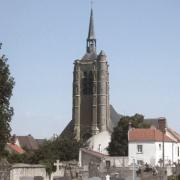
left=87, top=8, right=96, bottom=53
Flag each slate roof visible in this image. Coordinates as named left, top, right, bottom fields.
left=60, top=105, right=122, bottom=138
left=128, top=128, right=174, bottom=142
left=60, top=120, right=75, bottom=138
left=87, top=8, right=96, bottom=40
left=108, top=105, right=122, bottom=131
left=17, top=135, right=39, bottom=151
left=81, top=51, right=97, bottom=61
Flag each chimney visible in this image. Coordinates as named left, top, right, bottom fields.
left=158, top=117, right=166, bottom=133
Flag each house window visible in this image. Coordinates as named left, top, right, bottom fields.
left=159, top=144, right=162, bottom=150
left=137, top=145, right=143, bottom=153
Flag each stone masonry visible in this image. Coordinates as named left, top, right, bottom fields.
left=72, top=9, right=110, bottom=141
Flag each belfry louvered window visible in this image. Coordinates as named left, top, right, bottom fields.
left=82, top=71, right=93, bottom=95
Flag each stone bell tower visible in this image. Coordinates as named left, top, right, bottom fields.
left=72, top=8, right=110, bottom=141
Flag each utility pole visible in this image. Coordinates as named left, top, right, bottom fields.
left=133, top=158, right=135, bottom=180
left=158, top=117, right=167, bottom=180
left=162, top=129, right=165, bottom=168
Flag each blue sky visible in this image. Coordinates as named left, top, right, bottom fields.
left=0, top=0, right=180, bottom=138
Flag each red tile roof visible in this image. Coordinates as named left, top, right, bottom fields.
left=128, top=128, right=174, bottom=142
left=7, top=143, right=25, bottom=154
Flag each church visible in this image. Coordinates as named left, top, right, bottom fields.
left=72, top=8, right=110, bottom=141
left=61, top=7, right=180, bottom=163
left=61, top=8, right=121, bottom=141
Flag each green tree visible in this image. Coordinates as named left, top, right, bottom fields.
left=107, top=114, right=150, bottom=156
left=0, top=44, right=15, bottom=156
left=31, top=136, right=82, bottom=174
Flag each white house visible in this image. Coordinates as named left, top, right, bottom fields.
left=83, top=118, right=180, bottom=168
left=128, top=128, right=180, bottom=166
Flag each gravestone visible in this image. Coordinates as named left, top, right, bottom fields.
left=51, top=160, right=65, bottom=180
left=0, top=159, right=11, bottom=180
left=54, top=160, right=63, bottom=172
left=106, top=174, right=110, bottom=180
left=51, top=160, right=79, bottom=180
left=88, top=161, right=100, bottom=178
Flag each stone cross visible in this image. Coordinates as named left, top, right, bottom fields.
left=54, top=160, right=63, bottom=172
left=106, top=174, right=110, bottom=180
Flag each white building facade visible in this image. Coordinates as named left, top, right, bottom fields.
left=128, top=128, right=180, bottom=166
left=86, top=131, right=111, bottom=155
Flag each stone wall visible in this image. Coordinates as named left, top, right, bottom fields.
left=10, top=164, right=48, bottom=180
